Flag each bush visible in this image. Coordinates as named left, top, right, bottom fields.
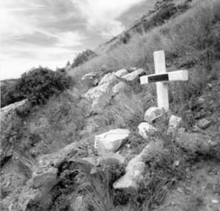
left=71, top=49, right=97, bottom=68
left=16, top=67, right=73, bottom=105
left=0, top=80, right=24, bottom=108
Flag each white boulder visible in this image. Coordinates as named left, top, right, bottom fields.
left=138, top=122, right=158, bottom=140
left=114, top=69, right=128, bottom=77
left=94, top=129, right=130, bottom=154
left=113, top=139, right=163, bottom=189
left=167, top=115, right=183, bottom=134
left=122, top=68, right=145, bottom=81
left=83, top=82, right=113, bottom=113
left=144, top=107, right=163, bottom=123
left=98, top=73, right=117, bottom=86
left=112, top=82, right=127, bottom=94
left=0, top=99, right=27, bottom=122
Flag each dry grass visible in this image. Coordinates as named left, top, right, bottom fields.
left=68, top=0, right=220, bottom=107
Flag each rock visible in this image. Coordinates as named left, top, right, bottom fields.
left=175, top=130, right=213, bottom=153
left=138, top=122, right=158, bottom=140
left=84, top=82, right=113, bottom=113
left=32, top=167, right=58, bottom=190
left=37, top=142, right=79, bottom=168
left=71, top=196, right=85, bottom=211
left=94, top=129, right=130, bottom=154
left=113, top=139, right=163, bottom=189
left=144, top=107, right=164, bottom=123
left=98, top=72, right=117, bottom=86
left=167, top=115, right=183, bottom=134
left=0, top=99, right=27, bottom=122
left=112, top=82, right=127, bottom=94
left=211, top=199, right=219, bottom=204
left=197, top=96, right=205, bottom=105
left=122, top=68, right=145, bottom=81
left=197, top=118, right=212, bottom=129
left=81, top=72, right=100, bottom=86
left=114, top=69, right=128, bottom=77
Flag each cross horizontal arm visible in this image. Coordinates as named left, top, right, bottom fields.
left=140, top=70, right=188, bottom=84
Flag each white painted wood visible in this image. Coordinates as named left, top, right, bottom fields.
left=168, top=70, right=188, bottom=81
left=154, top=50, right=169, bottom=111
left=140, top=70, right=188, bottom=84
left=140, top=51, right=189, bottom=111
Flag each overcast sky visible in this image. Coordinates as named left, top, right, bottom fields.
left=0, top=0, right=156, bottom=80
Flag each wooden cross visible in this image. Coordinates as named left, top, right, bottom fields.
left=140, top=50, right=188, bottom=111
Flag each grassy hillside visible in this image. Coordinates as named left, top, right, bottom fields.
left=68, top=0, right=220, bottom=99
left=1, top=0, right=220, bottom=210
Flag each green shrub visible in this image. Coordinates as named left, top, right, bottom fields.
left=0, top=80, right=24, bottom=108
left=16, top=67, right=73, bottom=105
left=71, top=49, right=97, bottom=68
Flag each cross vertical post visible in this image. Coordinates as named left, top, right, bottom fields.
left=154, top=50, right=169, bottom=111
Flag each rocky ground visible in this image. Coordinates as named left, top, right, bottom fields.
left=1, top=68, right=220, bottom=211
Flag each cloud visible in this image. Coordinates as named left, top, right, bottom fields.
left=0, top=0, right=86, bottom=79
left=72, top=0, right=145, bottom=37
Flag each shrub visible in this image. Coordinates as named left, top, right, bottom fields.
left=72, top=49, right=98, bottom=68
left=16, top=67, right=73, bottom=105
left=0, top=80, right=24, bottom=108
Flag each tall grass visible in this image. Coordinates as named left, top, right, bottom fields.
left=68, top=0, right=220, bottom=101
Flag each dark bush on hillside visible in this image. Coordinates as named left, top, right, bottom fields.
left=1, top=80, right=24, bottom=108
left=16, top=67, right=73, bottom=105
left=71, top=49, right=97, bottom=68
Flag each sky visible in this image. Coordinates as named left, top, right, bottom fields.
left=0, top=0, right=156, bottom=80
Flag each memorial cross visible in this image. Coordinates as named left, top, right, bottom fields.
left=140, top=50, right=188, bottom=111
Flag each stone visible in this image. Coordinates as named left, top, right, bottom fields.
left=144, top=107, right=164, bottom=123
left=83, top=82, right=113, bottom=113
left=197, top=118, right=212, bottom=129
left=114, top=69, right=128, bottom=77
left=98, top=72, right=117, bottom=86
left=138, top=122, right=158, bottom=140
left=81, top=72, right=100, bottom=86
left=71, top=196, right=84, bottom=211
left=94, top=129, right=130, bottom=154
left=32, top=167, right=58, bottom=190
left=113, top=139, right=163, bottom=189
left=112, top=82, right=127, bottom=94
left=122, top=68, right=145, bottom=81
left=175, top=130, right=214, bottom=153
left=37, top=142, right=79, bottom=168
left=167, top=115, right=183, bottom=134
left=0, top=99, right=27, bottom=122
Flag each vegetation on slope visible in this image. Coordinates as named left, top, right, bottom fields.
left=1, top=67, right=73, bottom=107
left=69, top=0, right=220, bottom=102
left=1, top=0, right=220, bottom=210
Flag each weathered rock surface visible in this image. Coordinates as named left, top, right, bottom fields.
left=175, top=130, right=216, bottom=153
left=122, top=68, right=145, bottom=81
left=167, top=115, right=182, bottom=134
left=9, top=142, right=80, bottom=211
left=197, top=118, right=212, bottom=129
left=37, top=142, right=79, bottom=167
left=98, top=72, right=117, bottom=85
left=113, top=139, right=163, bottom=189
left=83, top=82, right=113, bottom=113
left=81, top=72, right=100, bottom=86
left=138, top=122, right=158, bottom=140
left=114, top=69, right=128, bottom=77
left=112, top=81, right=127, bottom=94
left=144, top=107, right=164, bottom=123
left=94, top=129, right=130, bottom=154
left=0, top=99, right=27, bottom=123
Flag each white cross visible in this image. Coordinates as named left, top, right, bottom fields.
left=140, top=50, right=188, bottom=111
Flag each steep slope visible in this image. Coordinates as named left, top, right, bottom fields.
left=1, top=0, right=220, bottom=210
